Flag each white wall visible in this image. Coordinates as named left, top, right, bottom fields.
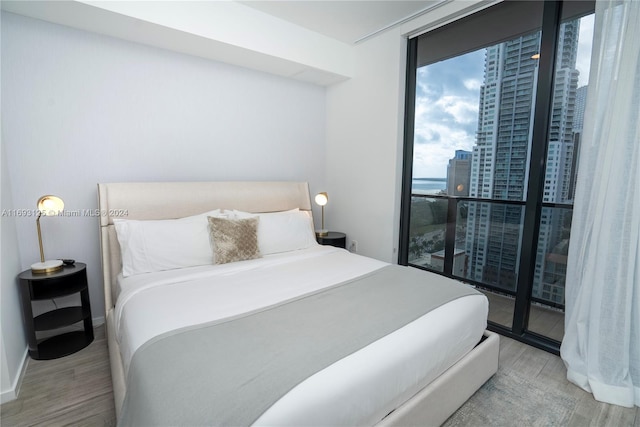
left=1, top=10, right=29, bottom=403
left=1, top=11, right=326, bottom=399
left=325, top=33, right=407, bottom=263
left=1, top=137, right=28, bottom=404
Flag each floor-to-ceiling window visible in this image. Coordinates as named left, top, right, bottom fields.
left=400, top=0, right=594, bottom=354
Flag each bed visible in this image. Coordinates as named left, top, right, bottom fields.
left=98, top=181, right=499, bottom=426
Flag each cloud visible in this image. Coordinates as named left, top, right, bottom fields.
left=412, top=51, right=484, bottom=177
left=463, top=78, right=482, bottom=91
left=413, top=126, right=474, bottom=178
left=436, top=95, right=478, bottom=124
left=576, top=14, right=594, bottom=87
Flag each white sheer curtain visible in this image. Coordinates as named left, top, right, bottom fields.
left=561, top=0, right=639, bottom=408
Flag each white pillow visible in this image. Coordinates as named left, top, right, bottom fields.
left=114, top=209, right=233, bottom=277
left=233, top=209, right=317, bottom=255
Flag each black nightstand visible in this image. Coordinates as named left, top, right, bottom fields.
left=316, top=232, right=346, bottom=249
left=18, top=263, right=94, bottom=360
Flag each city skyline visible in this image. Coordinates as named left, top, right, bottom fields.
left=462, top=20, right=582, bottom=301
left=412, top=15, right=594, bottom=180
left=409, top=15, right=591, bottom=307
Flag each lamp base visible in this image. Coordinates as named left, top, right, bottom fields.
left=31, top=259, right=64, bottom=274
left=315, top=229, right=329, bottom=237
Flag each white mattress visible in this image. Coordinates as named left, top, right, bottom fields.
left=115, top=245, right=488, bottom=426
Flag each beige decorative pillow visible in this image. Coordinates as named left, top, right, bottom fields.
left=207, top=216, right=262, bottom=265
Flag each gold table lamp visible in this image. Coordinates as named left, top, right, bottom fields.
left=31, top=195, right=64, bottom=274
left=314, top=192, right=328, bottom=237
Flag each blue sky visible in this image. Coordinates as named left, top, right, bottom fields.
left=412, top=14, right=594, bottom=179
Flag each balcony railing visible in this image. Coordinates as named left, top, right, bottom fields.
left=407, top=192, right=569, bottom=311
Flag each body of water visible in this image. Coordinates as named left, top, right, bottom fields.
left=412, top=178, right=447, bottom=195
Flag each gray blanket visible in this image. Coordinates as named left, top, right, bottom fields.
left=119, top=265, right=480, bottom=426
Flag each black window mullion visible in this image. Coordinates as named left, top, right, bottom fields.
left=443, top=198, right=458, bottom=275
left=512, top=0, right=564, bottom=335
left=398, top=37, right=418, bottom=266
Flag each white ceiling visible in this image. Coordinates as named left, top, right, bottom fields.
left=239, top=0, right=442, bottom=44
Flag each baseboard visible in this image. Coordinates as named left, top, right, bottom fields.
left=0, top=347, right=29, bottom=404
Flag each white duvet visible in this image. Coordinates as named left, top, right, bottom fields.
left=115, top=245, right=488, bottom=426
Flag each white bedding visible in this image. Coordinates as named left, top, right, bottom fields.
left=115, top=245, right=488, bottom=426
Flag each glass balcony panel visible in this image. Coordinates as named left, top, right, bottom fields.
left=479, top=289, right=515, bottom=331
left=407, top=197, right=447, bottom=272
left=453, top=201, right=525, bottom=292
left=527, top=204, right=571, bottom=342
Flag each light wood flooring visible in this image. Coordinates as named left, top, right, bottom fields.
left=1, top=325, right=637, bottom=426
left=1, top=326, right=115, bottom=426
left=479, top=334, right=639, bottom=426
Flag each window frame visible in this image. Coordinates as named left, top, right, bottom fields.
left=399, top=0, right=594, bottom=354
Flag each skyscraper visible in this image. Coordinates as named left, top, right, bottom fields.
left=465, top=21, right=581, bottom=300
left=533, top=21, right=581, bottom=304
left=447, top=150, right=472, bottom=196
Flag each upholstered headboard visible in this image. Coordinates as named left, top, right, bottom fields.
left=97, top=181, right=313, bottom=314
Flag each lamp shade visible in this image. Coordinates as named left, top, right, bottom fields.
left=31, top=195, right=65, bottom=274
left=37, top=195, right=64, bottom=215
left=314, top=192, right=328, bottom=206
